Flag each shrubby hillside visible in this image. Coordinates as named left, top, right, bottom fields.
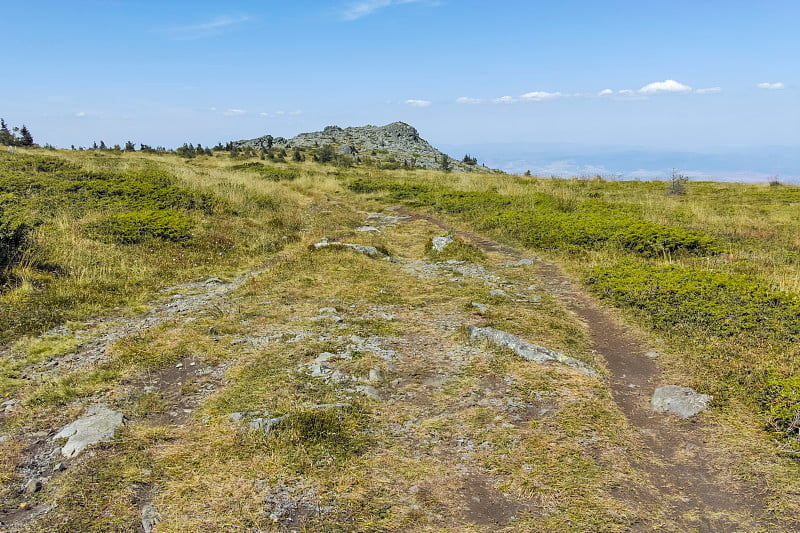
left=1, top=144, right=799, bottom=532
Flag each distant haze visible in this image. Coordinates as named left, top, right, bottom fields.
left=438, top=143, right=800, bottom=184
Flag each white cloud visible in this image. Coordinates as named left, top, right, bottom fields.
left=160, top=14, right=250, bottom=40
left=493, top=95, right=517, bottom=104
left=75, top=111, right=86, bottom=118
left=224, top=109, right=246, bottom=116
left=342, top=0, right=434, bottom=21
left=456, top=96, right=483, bottom=104
left=259, top=112, right=270, bottom=117
left=757, top=82, right=785, bottom=89
left=618, top=89, right=635, bottom=95
left=638, top=79, right=692, bottom=94
left=597, top=89, right=614, bottom=96
left=520, top=91, right=562, bottom=101
left=696, top=87, right=722, bottom=94
left=288, top=110, right=304, bottom=116
left=405, top=99, right=431, bottom=107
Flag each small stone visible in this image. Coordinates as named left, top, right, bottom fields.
left=314, top=352, right=338, bottom=363
left=142, top=504, right=159, bottom=533
left=175, top=363, right=183, bottom=368
left=471, top=302, right=489, bottom=313
left=652, top=385, right=711, bottom=418
left=431, top=235, right=454, bottom=252
left=489, top=289, right=509, bottom=298
left=511, top=258, right=536, bottom=266
left=248, top=418, right=267, bottom=431
left=645, top=351, right=659, bottom=359
left=355, top=385, right=381, bottom=400
left=355, top=225, right=381, bottom=233
left=23, top=478, right=42, bottom=494
left=54, top=405, right=125, bottom=458
left=53, top=463, right=66, bottom=472
left=368, top=368, right=382, bottom=382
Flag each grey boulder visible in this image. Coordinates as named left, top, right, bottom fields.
left=431, top=235, right=454, bottom=252
left=651, top=385, right=711, bottom=418
left=54, top=404, right=125, bottom=458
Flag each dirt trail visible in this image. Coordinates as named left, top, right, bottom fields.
left=398, top=207, right=772, bottom=532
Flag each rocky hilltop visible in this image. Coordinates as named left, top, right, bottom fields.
left=234, top=122, right=486, bottom=171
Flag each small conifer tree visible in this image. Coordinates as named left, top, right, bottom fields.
left=439, top=154, right=451, bottom=172
left=19, top=126, right=33, bottom=146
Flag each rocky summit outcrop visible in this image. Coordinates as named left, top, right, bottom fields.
left=234, top=122, right=487, bottom=172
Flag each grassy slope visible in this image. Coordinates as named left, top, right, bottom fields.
left=344, top=169, right=800, bottom=443
left=0, top=149, right=798, bottom=531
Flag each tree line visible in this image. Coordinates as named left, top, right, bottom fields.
left=0, top=118, right=34, bottom=147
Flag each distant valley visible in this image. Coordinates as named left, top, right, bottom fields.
left=438, top=142, right=800, bottom=183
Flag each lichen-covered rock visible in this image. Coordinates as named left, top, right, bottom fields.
left=431, top=235, right=454, bottom=252
left=652, top=385, right=711, bottom=418
left=467, top=326, right=598, bottom=377
left=233, top=122, right=487, bottom=172
left=311, top=238, right=382, bottom=258
left=54, top=404, right=125, bottom=458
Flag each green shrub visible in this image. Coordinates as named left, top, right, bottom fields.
left=586, top=264, right=800, bottom=340
left=267, top=406, right=373, bottom=467
left=86, top=210, right=193, bottom=244
left=0, top=194, right=34, bottom=274
left=230, top=162, right=300, bottom=181
left=614, top=221, right=721, bottom=257
left=348, top=177, right=719, bottom=258
left=761, top=375, right=800, bottom=439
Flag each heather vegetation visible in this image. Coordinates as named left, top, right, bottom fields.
left=2, top=144, right=800, bottom=531
left=347, top=171, right=800, bottom=445
left=0, top=150, right=300, bottom=344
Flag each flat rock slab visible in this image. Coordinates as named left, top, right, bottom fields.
left=312, top=239, right=381, bottom=258
left=652, top=385, right=711, bottom=418
left=54, top=404, right=125, bottom=458
left=467, top=326, right=598, bottom=377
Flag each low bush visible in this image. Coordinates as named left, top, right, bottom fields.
left=761, top=375, right=800, bottom=440
left=586, top=264, right=800, bottom=341
left=85, top=209, right=193, bottom=244
left=231, top=162, right=300, bottom=181
left=613, top=221, right=721, bottom=257
left=348, top=177, right=719, bottom=258
left=0, top=194, right=35, bottom=276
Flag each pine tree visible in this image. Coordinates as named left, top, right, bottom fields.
left=19, top=125, right=34, bottom=146
left=439, top=154, right=451, bottom=172
left=0, top=119, right=11, bottom=146
left=99, top=141, right=107, bottom=150
left=124, top=140, right=136, bottom=152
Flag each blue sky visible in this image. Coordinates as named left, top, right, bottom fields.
left=2, top=1, right=798, bottom=176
